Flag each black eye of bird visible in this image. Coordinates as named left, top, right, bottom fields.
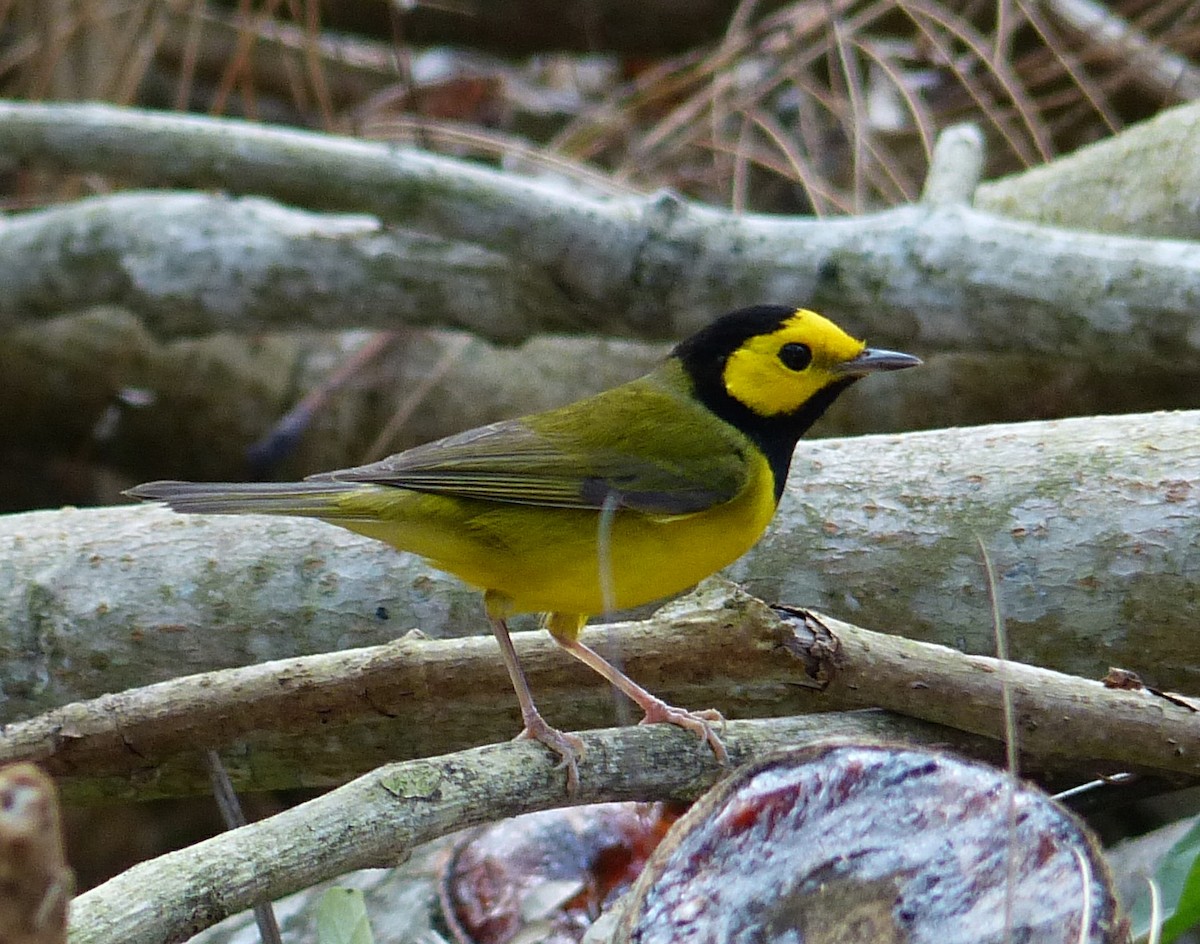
left=778, top=342, right=813, bottom=371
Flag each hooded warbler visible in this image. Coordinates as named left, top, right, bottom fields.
left=127, top=305, right=920, bottom=790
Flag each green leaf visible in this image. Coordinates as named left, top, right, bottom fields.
left=316, top=887, right=375, bottom=944
left=1132, top=818, right=1200, bottom=942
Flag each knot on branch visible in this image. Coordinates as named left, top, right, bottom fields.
left=771, top=605, right=840, bottom=688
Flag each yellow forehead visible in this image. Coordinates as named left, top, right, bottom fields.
left=748, top=309, right=865, bottom=363
left=723, top=309, right=866, bottom=416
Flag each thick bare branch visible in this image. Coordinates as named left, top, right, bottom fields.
left=977, top=99, right=1200, bottom=239
left=1, top=411, right=1195, bottom=740
left=0, top=192, right=564, bottom=340
left=0, top=309, right=665, bottom=487
left=1, top=102, right=1200, bottom=360
left=1042, top=0, right=1200, bottom=102
left=920, top=123, right=984, bottom=205
left=2, top=584, right=1196, bottom=801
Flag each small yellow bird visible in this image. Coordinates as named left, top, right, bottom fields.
left=128, top=305, right=919, bottom=790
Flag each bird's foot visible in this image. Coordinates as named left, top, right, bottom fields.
left=515, top=716, right=587, bottom=794
left=638, top=700, right=730, bottom=766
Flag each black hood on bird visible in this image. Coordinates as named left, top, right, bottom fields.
left=672, top=305, right=860, bottom=503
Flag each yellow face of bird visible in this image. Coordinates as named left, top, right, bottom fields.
left=721, top=309, right=866, bottom=416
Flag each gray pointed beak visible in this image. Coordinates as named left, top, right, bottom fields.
left=837, top=347, right=922, bottom=375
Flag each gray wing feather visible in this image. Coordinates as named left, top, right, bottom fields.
left=307, top=416, right=743, bottom=514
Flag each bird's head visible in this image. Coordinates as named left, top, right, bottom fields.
left=675, top=304, right=920, bottom=421
left=673, top=305, right=920, bottom=482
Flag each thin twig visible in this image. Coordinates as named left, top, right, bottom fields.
left=204, top=751, right=283, bottom=944
left=360, top=331, right=471, bottom=463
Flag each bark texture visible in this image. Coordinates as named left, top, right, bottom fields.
left=2, top=584, right=1196, bottom=799
left=977, top=87, right=1200, bottom=239
left=0, top=412, right=1195, bottom=766
left=61, top=715, right=1009, bottom=944
left=1, top=103, right=1199, bottom=365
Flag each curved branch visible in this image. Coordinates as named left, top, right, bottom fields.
left=977, top=99, right=1200, bottom=239
left=3, top=584, right=1196, bottom=800
left=0, top=192, right=565, bottom=340
left=1, top=102, right=1199, bottom=361
left=60, top=714, right=1011, bottom=944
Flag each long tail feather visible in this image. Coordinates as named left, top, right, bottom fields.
left=124, top=480, right=358, bottom=517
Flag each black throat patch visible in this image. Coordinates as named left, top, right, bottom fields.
left=672, top=306, right=859, bottom=502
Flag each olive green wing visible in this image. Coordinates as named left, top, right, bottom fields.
left=309, top=380, right=751, bottom=515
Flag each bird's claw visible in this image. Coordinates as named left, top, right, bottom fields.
left=638, top=701, right=730, bottom=766
left=515, top=718, right=586, bottom=794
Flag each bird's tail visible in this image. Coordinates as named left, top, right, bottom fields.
left=125, top=480, right=359, bottom=517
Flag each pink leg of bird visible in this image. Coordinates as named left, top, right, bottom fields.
left=487, top=614, right=586, bottom=793
left=547, top=626, right=729, bottom=766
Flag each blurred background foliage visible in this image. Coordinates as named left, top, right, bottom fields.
left=3, top=0, right=1198, bottom=212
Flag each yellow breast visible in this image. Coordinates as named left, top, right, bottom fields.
left=332, top=448, right=778, bottom=619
